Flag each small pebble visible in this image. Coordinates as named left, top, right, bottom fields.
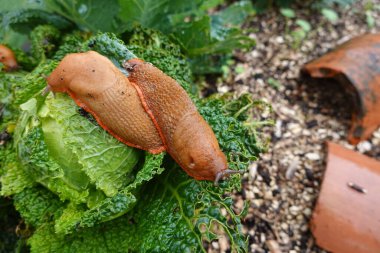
left=286, top=160, right=299, bottom=180
left=357, top=141, right=372, bottom=153
left=305, top=153, right=321, bottom=161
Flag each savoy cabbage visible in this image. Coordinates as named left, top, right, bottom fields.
left=0, top=4, right=262, bottom=252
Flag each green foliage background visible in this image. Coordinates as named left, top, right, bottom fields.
left=0, top=0, right=257, bottom=74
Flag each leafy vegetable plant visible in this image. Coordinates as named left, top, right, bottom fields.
left=0, top=10, right=264, bottom=253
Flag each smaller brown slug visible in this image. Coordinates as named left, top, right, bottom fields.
left=46, top=51, right=164, bottom=154
left=0, top=44, right=18, bottom=71
left=124, top=59, right=238, bottom=183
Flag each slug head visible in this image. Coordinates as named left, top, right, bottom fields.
left=183, top=140, right=243, bottom=185
left=0, top=45, right=18, bottom=71
left=170, top=112, right=229, bottom=182
left=184, top=145, right=229, bottom=182
left=47, top=51, right=120, bottom=96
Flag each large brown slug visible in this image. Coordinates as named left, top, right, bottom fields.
left=0, top=44, right=18, bottom=71
left=46, top=51, right=164, bottom=154
left=124, top=59, right=233, bottom=182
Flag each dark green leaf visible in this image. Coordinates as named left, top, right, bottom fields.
left=0, top=0, right=71, bottom=34
left=280, top=8, right=296, bottom=18
left=295, top=19, right=311, bottom=32
left=44, top=0, right=120, bottom=32
left=321, top=8, right=339, bottom=23
left=212, top=1, right=254, bottom=26
left=118, top=0, right=204, bottom=32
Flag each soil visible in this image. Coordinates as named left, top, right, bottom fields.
left=207, top=1, right=380, bottom=252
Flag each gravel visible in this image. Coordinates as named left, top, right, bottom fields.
left=208, top=1, right=380, bottom=252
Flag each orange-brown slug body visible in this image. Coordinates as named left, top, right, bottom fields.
left=46, top=51, right=164, bottom=154
left=125, top=59, right=229, bottom=182
left=0, top=44, right=18, bottom=71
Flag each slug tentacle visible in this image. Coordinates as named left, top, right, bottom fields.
left=122, top=61, right=138, bottom=71
left=214, top=169, right=244, bottom=186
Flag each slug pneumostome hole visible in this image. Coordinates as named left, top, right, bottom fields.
left=188, top=155, right=195, bottom=168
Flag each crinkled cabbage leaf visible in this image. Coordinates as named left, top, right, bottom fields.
left=1, top=29, right=262, bottom=252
